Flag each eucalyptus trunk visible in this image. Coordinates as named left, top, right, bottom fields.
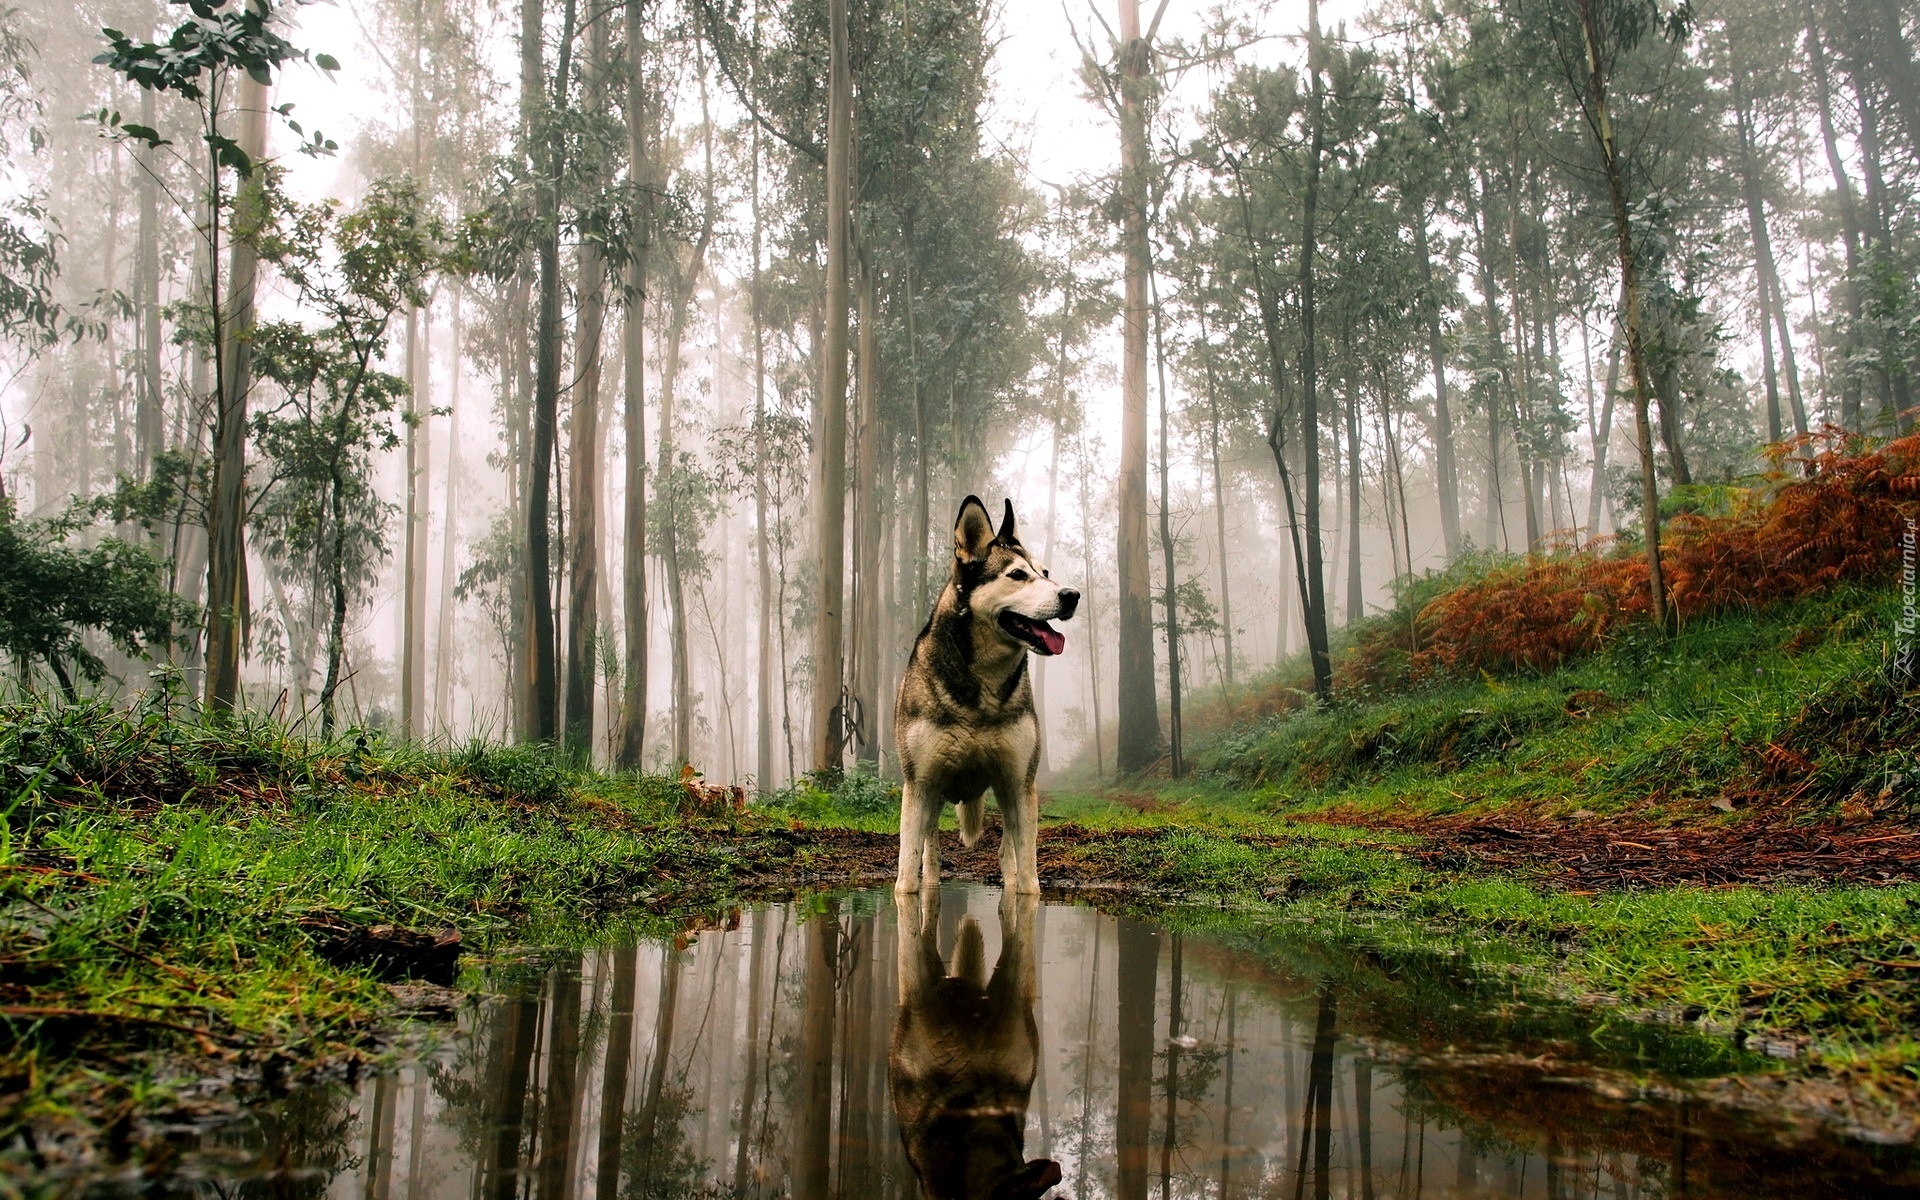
left=1114, top=0, right=1162, bottom=768
left=811, top=0, right=852, bottom=772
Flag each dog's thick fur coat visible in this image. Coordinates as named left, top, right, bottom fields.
left=894, top=498, right=1078, bottom=895
left=889, top=890, right=1062, bottom=1200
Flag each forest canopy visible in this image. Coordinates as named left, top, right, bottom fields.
left=0, top=0, right=1912, bottom=785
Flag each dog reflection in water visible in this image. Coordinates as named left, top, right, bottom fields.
left=890, top=890, right=1062, bottom=1200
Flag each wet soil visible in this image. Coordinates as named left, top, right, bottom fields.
left=1308, top=807, right=1920, bottom=890
left=693, top=806, right=1920, bottom=903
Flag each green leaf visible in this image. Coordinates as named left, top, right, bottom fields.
left=314, top=52, right=340, bottom=72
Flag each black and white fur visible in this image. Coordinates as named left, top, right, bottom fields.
left=893, top=497, right=1079, bottom=895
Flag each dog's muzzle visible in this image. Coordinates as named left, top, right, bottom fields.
left=1055, top=589, right=1080, bottom=620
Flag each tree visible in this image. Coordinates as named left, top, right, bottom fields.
left=95, top=0, right=340, bottom=714
left=0, top=498, right=193, bottom=699
left=249, top=178, right=446, bottom=734
left=811, top=0, right=851, bottom=772
left=1110, top=0, right=1166, bottom=770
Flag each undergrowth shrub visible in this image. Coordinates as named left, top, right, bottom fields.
left=760, top=764, right=899, bottom=821
left=451, top=740, right=573, bottom=806
left=1343, top=430, right=1920, bottom=690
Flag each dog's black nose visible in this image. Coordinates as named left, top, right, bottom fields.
left=1056, top=589, right=1080, bottom=619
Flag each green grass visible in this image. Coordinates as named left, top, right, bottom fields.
left=6, top=578, right=1920, bottom=1155
left=0, top=698, right=756, bottom=1138
left=1104, top=584, right=1918, bottom=823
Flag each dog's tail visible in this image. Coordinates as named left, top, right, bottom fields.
left=956, top=796, right=986, bottom=848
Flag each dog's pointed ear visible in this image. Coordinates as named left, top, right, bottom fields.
left=954, top=495, right=995, bottom=563
left=996, top=498, right=1020, bottom=547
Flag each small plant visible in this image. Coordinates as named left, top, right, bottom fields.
left=451, top=740, right=572, bottom=806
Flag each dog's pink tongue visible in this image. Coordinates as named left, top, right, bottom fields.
left=1037, top=626, right=1065, bottom=655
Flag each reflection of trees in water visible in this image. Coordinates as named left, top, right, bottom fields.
left=246, top=1078, right=359, bottom=1197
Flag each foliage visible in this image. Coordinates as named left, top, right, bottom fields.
left=94, top=0, right=338, bottom=170
left=1331, top=432, right=1920, bottom=686
left=759, top=762, right=899, bottom=822
left=247, top=176, right=449, bottom=727
left=0, top=498, right=194, bottom=697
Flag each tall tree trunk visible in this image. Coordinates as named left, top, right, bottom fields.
left=1580, top=0, right=1668, bottom=628
left=1115, top=0, right=1163, bottom=769
left=1727, top=29, right=1797, bottom=442
left=1198, top=304, right=1234, bottom=689
left=812, top=0, right=852, bottom=772
left=1294, top=0, right=1334, bottom=696
left=1344, top=337, right=1364, bottom=622
left=134, top=86, right=163, bottom=488
left=1848, top=55, right=1913, bottom=428
left=908, top=221, right=929, bottom=618
left=1077, top=433, right=1106, bottom=777
left=851, top=258, right=881, bottom=764
left=1805, top=0, right=1870, bottom=429
left=204, top=71, right=271, bottom=714
left=525, top=0, right=579, bottom=743
left=1413, top=209, right=1459, bottom=558
left=751, top=44, right=774, bottom=788
left=401, top=8, right=427, bottom=740
left=616, top=0, right=653, bottom=771
left=435, top=286, right=464, bottom=733
left=565, top=11, right=611, bottom=765
left=1149, top=267, right=1183, bottom=778
left=1586, top=316, right=1621, bottom=538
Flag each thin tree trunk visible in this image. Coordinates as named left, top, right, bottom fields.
left=616, top=0, right=651, bottom=771
left=1580, top=0, right=1668, bottom=627
left=1586, top=316, right=1621, bottom=538
left=204, top=71, right=271, bottom=714
left=434, top=285, right=463, bottom=732
left=134, top=87, right=163, bottom=488
left=751, top=29, right=774, bottom=788
left=401, top=7, right=427, bottom=740
left=851, top=258, right=881, bottom=764
left=1149, top=266, right=1182, bottom=778
left=524, top=0, right=579, bottom=743
left=1115, top=0, right=1163, bottom=769
left=564, top=7, right=611, bottom=765
left=1343, top=334, right=1364, bottom=622
left=1078, top=433, right=1106, bottom=777
left=1805, top=0, right=1870, bottom=428
left=1729, top=33, right=1786, bottom=443
left=1413, top=209, right=1459, bottom=558
left=812, top=0, right=851, bottom=772
left=1296, top=0, right=1333, bottom=697
left=1194, top=306, right=1234, bottom=690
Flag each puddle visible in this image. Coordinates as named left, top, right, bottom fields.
left=119, top=886, right=1917, bottom=1198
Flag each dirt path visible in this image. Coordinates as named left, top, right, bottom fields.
left=1307, top=807, right=1920, bottom=890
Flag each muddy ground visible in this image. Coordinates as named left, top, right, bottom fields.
left=693, top=808, right=1920, bottom=902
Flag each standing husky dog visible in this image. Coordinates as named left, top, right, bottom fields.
left=894, top=496, right=1079, bottom=895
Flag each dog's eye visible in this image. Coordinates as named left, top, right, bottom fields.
left=1007, top=569, right=1030, bottom=582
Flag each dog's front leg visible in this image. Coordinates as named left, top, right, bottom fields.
left=997, top=783, right=1042, bottom=895
left=896, top=780, right=940, bottom=894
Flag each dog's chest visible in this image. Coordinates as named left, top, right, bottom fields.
left=899, top=714, right=1036, bottom=787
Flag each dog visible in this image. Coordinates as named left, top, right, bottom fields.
left=889, top=889, right=1062, bottom=1200
left=894, top=497, right=1079, bottom=895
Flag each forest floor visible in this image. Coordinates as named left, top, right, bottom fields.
left=5, top=585, right=1920, bottom=1181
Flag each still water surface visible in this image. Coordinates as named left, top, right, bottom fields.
left=157, top=886, right=1916, bottom=1199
